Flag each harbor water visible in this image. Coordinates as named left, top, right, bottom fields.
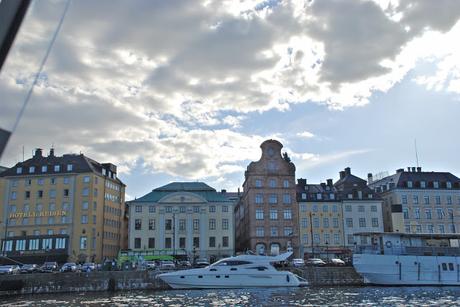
left=2, top=286, right=460, bottom=306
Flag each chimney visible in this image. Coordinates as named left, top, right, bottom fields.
left=344, top=167, right=351, bottom=175
left=221, top=189, right=227, bottom=194
left=411, top=167, right=416, bottom=172
left=34, top=148, right=42, bottom=158
left=320, top=182, right=326, bottom=189
left=407, top=167, right=411, bottom=172
left=367, top=173, right=373, bottom=184
left=327, top=179, right=333, bottom=186
left=416, top=167, right=422, bottom=172
left=396, top=168, right=404, bottom=173
left=339, top=171, right=345, bottom=179
left=49, top=148, right=55, bottom=157
left=297, top=178, right=307, bottom=186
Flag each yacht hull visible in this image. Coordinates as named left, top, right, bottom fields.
left=353, top=254, right=460, bottom=286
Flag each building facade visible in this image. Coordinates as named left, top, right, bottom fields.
left=369, top=167, right=460, bottom=234
left=127, top=182, right=235, bottom=262
left=235, top=139, right=299, bottom=256
left=0, top=148, right=127, bottom=264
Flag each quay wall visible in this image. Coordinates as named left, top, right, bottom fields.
left=0, top=267, right=364, bottom=296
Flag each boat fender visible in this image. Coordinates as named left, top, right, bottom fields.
left=286, top=275, right=290, bottom=283
left=385, top=241, right=392, bottom=248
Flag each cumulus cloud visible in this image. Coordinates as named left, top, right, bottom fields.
left=1, top=0, right=460, bottom=186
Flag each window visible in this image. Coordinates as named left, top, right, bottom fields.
left=283, top=194, right=291, bottom=204
left=67, top=164, right=73, bottom=171
left=254, top=208, right=264, bottom=220
left=56, top=238, right=66, bottom=249
left=16, top=240, right=26, bottom=251
left=135, top=205, right=142, bottom=213
left=16, top=167, right=22, bottom=174
left=301, top=193, right=307, bottom=200
left=83, top=176, right=90, bottom=183
left=413, top=195, right=419, bottom=204
left=402, top=195, right=407, bottom=204
left=9, top=205, right=16, bottom=213
left=222, top=236, right=229, bottom=247
left=80, top=236, right=87, bottom=249
left=283, top=209, right=292, bottom=220
left=346, top=218, right=353, bottom=227
left=256, top=227, right=265, bottom=237
left=79, top=214, right=87, bottom=224
left=209, top=219, right=216, bottom=230
left=314, top=234, right=320, bottom=244
left=255, top=179, right=262, bottom=187
left=324, top=233, right=330, bottom=244
left=330, top=193, right=335, bottom=200
left=270, top=227, right=278, bottom=237
left=347, top=194, right=353, bottom=199
left=29, top=239, right=39, bottom=250
left=25, top=178, right=31, bottom=185
left=209, top=206, right=216, bottom=213
left=48, top=217, right=55, bottom=224
left=34, top=217, right=41, bottom=225
left=436, top=196, right=441, bottom=205
left=323, top=205, right=328, bottom=212
left=82, top=188, right=89, bottom=196
left=403, top=208, right=409, bottom=219
left=29, top=166, right=35, bottom=173
left=301, top=218, right=308, bottom=228
left=193, top=206, right=200, bottom=213
left=63, top=189, right=69, bottom=197
left=333, top=218, right=339, bottom=228
left=193, top=219, right=199, bottom=230
left=332, top=205, right=338, bottom=212
left=37, top=178, right=44, bottom=185
left=300, top=204, right=307, bottom=212
left=317, top=193, right=322, bottom=200
left=405, top=225, right=411, bottom=233
left=92, top=215, right=96, bottom=224
left=447, top=181, right=452, bottom=189
left=82, top=201, right=89, bottom=210
left=148, top=237, right=155, bottom=249
left=255, top=194, right=263, bottom=204
left=447, top=196, right=452, bottom=205
left=407, top=181, right=413, bottom=188
left=179, top=237, right=186, bottom=248
left=425, top=209, right=432, bottom=219
left=439, top=224, right=445, bottom=234
left=424, top=196, right=430, bottom=205
left=359, top=218, right=366, bottom=227
left=284, top=227, right=293, bottom=236
left=434, top=181, right=439, bottom=189
left=134, top=238, right=141, bottom=249
left=372, top=218, right=379, bottom=227
left=135, top=219, right=142, bottom=230
left=427, top=224, right=434, bottom=233
left=165, top=206, right=172, bottom=213
left=54, top=165, right=60, bottom=172
left=358, top=205, right=364, bottom=212
left=313, top=217, right=319, bottom=227
left=179, top=219, right=186, bottom=231
left=193, top=237, right=199, bottom=248
left=449, top=224, right=455, bottom=233
left=414, top=208, right=420, bottom=219
left=437, top=208, right=444, bottom=219
left=10, top=191, right=17, bottom=200
left=360, top=236, right=368, bottom=245
left=149, top=219, right=155, bottom=230
left=323, top=217, right=329, bottom=228
left=313, top=204, right=318, bottom=212
left=22, top=217, right=29, bottom=225
left=270, top=209, right=278, bottom=220
left=345, top=205, right=352, bottom=212
left=222, top=219, right=229, bottom=230
left=371, top=205, right=377, bottom=212
left=24, top=204, right=30, bottom=212
left=209, top=236, right=216, bottom=248
left=269, top=194, right=277, bottom=204
left=283, top=180, right=289, bottom=188
left=149, top=206, right=155, bottom=213
left=269, top=179, right=276, bottom=188
left=178, top=206, right=185, bottom=213
left=63, top=177, right=70, bottom=184
left=420, top=181, right=426, bottom=188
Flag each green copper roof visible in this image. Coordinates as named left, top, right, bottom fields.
left=132, top=182, right=233, bottom=203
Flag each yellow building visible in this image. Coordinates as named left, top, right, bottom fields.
left=0, top=148, right=127, bottom=264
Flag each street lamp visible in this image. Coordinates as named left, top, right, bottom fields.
left=1, top=217, right=9, bottom=256
left=325, top=241, right=329, bottom=261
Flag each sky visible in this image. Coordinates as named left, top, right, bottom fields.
left=1, top=0, right=460, bottom=200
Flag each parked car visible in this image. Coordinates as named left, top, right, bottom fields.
left=305, top=258, right=326, bottom=266
left=195, top=258, right=210, bottom=268
left=81, top=262, right=96, bottom=272
left=41, top=262, right=59, bottom=272
left=60, top=262, right=78, bottom=273
left=0, top=265, right=19, bottom=275
left=178, top=260, right=191, bottom=268
left=20, top=264, right=39, bottom=274
left=159, top=260, right=175, bottom=270
left=291, top=258, right=305, bottom=267
left=144, top=261, right=156, bottom=270
left=330, top=258, right=346, bottom=266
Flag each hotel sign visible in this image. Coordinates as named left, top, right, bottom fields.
left=8, top=210, right=67, bottom=219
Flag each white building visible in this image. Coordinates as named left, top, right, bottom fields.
left=128, top=182, right=236, bottom=262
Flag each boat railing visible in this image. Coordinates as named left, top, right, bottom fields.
left=354, top=245, right=460, bottom=256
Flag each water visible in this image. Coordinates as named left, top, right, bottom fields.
left=2, top=287, right=460, bottom=306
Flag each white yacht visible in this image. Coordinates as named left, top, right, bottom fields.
left=353, top=232, right=460, bottom=285
left=158, top=252, right=308, bottom=289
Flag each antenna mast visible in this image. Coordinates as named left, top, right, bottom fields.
left=414, top=139, right=419, bottom=168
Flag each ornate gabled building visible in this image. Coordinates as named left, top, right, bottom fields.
left=235, top=139, right=299, bottom=256
left=0, top=148, right=127, bottom=264
left=127, top=182, right=235, bottom=262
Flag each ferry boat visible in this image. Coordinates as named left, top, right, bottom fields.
left=158, top=251, right=308, bottom=289
left=353, top=232, right=460, bottom=285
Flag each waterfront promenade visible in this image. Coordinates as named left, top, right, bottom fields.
left=0, top=267, right=363, bottom=297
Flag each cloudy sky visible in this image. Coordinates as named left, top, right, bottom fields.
left=1, top=0, right=460, bottom=199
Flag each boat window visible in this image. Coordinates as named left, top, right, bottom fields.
left=224, top=275, right=229, bottom=278
left=198, top=275, right=203, bottom=278
left=210, top=268, right=217, bottom=271
left=215, top=260, right=253, bottom=266
left=442, top=263, right=448, bottom=271
left=248, top=266, right=268, bottom=271
left=180, top=276, right=185, bottom=279
left=216, top=275, right=220, bottom=278
left=449, top=263, right=454, bottom=271
left=230, top=268, right=237, bottom=271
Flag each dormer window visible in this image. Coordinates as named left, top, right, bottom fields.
left=301, top=193, right=307, bottom=200
left=41, top=165, right=47, bottom=172
left=433, top=181, right=439, bottom=189
left=16, top=167, right=22, bottom=174
left=317, top=193, right=322, bottom=200
left=29, top=166, right=35, bottom=173
left=102, top=168, right=106, bottom=176
left=407, top=181, right=413, bottom=188
left=329, top=193, right=335, bottom=200
left=420, top=181, right=426, bottom=188
left=368, top=194, right=373, bottom=199
left=348, top=194, right=353, bottom=199
left=54, top=165, right=60, bottom=172
left=447, top=181, right=452, bottom=189
left=67, top=164, right=73, bottom=171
